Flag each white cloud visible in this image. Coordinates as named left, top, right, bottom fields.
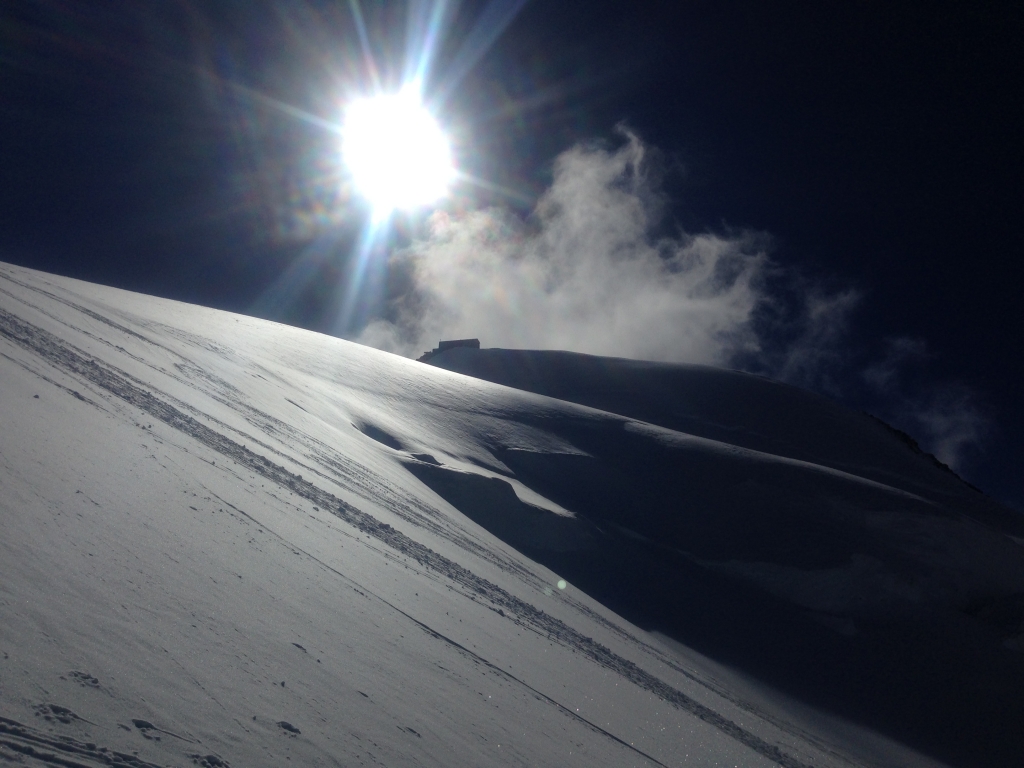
left=359, top=131, right=769, bottom=364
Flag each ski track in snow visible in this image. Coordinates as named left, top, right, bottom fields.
left=1, top=713, right=171, bottom=768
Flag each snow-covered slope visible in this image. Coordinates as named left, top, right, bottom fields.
left=418, top=350, right=1024, bottom=767
left=0, top=263, right=1021, bottom=768
left=423, top=347, right=1015, bottom=524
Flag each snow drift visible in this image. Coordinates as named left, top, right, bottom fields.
left=1, top=262, right=1022, bottom=768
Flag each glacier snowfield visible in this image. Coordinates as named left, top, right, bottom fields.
left=1, top=262, right=1021, bottom=768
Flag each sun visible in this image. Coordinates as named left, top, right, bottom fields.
left=341, top=89, right=454, bottom=216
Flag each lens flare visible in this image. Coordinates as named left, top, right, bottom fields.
left=342, top=88, right=454, bottom=216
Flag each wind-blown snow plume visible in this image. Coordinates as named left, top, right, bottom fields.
left=863, top=337, right=991, bottom=470
left=910, top=385, right=990, bottom=469
left=358, top=133, right=769, bottom=364
left=357, top=132, right=990, bottom=471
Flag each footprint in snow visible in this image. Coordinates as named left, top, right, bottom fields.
left=33, top=703, right=93, bottom=725
left=63, top=670, right=101, bottom=689
left=133, top=719, right=162, bottom=741
left=190, top=753, right=231, bottom=768
left=132, top=718, right=192, bottom=742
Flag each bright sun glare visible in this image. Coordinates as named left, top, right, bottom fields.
left=342, top=89, right=454, bottom=216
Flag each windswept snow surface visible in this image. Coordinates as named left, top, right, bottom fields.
left=419, top=351, right=1024, bottom=768
left=0, top=264, right=1020, bottom=768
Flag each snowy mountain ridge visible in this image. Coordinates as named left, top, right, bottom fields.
left=1, top=262, right=1021, bottom=768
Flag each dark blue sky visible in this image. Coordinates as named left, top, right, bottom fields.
left=1, top=1, right=1021, bottom=510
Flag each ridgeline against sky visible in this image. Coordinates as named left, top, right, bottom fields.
left=0, top=1, right=1020, bottom=509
